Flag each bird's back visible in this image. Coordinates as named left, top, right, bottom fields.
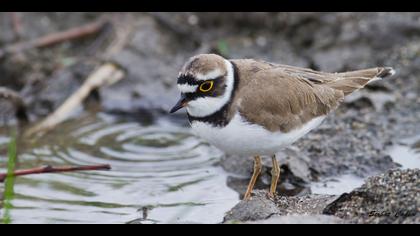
left=230, top=59, right=395, bottom=133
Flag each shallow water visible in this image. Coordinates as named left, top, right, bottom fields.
left=312, top=135, right=420, bottom=196
left=311, top=174, right=365, bottom=195
left=0, top=113, right=239, bottom=224
left=388, top=135, right=420, bottom=170
left=1, top=112, right=418, bottom=223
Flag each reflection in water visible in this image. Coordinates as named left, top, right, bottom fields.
left=0, top=113, right=239, bottom=224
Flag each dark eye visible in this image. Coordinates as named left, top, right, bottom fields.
left=199, top=81, right=214, bottom=92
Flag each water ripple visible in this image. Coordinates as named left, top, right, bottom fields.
left=0, top=113, right=239, bottom=223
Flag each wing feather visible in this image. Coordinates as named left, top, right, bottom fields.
left=238, top=68, right=344, bottom=133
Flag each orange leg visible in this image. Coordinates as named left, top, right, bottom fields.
left=243, top=156, right=262, bottom=200
left=269, top=155, right=280, bottom=197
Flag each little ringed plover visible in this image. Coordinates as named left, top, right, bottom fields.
left=170, top=54, right=395, bottom=200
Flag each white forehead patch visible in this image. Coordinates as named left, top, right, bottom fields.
left=178, top=84, right=198, bottom=93
left=196, top=68, right=224, bottom=81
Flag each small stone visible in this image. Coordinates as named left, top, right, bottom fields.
left=223, top=190, right=280, bottom=222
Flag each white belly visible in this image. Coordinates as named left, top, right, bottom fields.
left=190, top=113, right=325, bottom=156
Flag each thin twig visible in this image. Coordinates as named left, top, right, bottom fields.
left=0, top=19, right=107, bottom=59
left=0, top=164, right=111, bottom=183
left=25, top=63, right=125, bottom=137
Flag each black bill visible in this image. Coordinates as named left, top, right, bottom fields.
left=169, top=94, right=188, bottom=113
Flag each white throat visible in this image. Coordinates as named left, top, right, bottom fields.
left=186, top=59, right=235, bottom=117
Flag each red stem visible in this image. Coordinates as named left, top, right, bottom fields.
left=0, top=164, right=111, bottom=183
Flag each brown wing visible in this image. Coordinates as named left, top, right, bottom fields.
left=230, top=59, right=394, bottom=132
left=237, top=67, right=344, bottom=133
left=238, top=60, right=394, bottom=95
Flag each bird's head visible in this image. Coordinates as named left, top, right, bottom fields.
left=170, top=54, right=235, bottom=117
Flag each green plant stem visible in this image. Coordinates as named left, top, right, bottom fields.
left=3, top=131, right=17, bottom=224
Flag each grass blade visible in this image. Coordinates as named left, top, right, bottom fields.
left=2, top=131, right=17, bottom=224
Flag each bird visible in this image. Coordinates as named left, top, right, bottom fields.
left=169, top=54, right=395, bottom=200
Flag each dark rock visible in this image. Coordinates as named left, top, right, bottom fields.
left=25, top=62, right=97, bottom=117
left=247, top=214, right=344, bottom=224
left=224, top=190, right=342, bottom=224
left=275, top=194, right=338, bottom=215
left=224, top=190, right=280, bottom=222
left=0, top=87, right=28, bottom=125
left=0, top=54, right=32, bottom=90
left=323, top=169, right=420, bottom=224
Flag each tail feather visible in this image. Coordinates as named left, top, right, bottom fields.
left=328, top=67, right=395, bottom=95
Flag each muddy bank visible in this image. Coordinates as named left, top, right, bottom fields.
left=224, top=169, right=419, bottom=224
left=2, top=13, right=419, bottom=119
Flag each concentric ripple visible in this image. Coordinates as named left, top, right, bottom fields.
left=0, top=113, right=239, bottom=224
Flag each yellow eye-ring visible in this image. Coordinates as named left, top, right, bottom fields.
left=199, top=81, right=214, bottom=92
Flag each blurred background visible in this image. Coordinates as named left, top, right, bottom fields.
left=0, top=13, right=419, bottom=224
